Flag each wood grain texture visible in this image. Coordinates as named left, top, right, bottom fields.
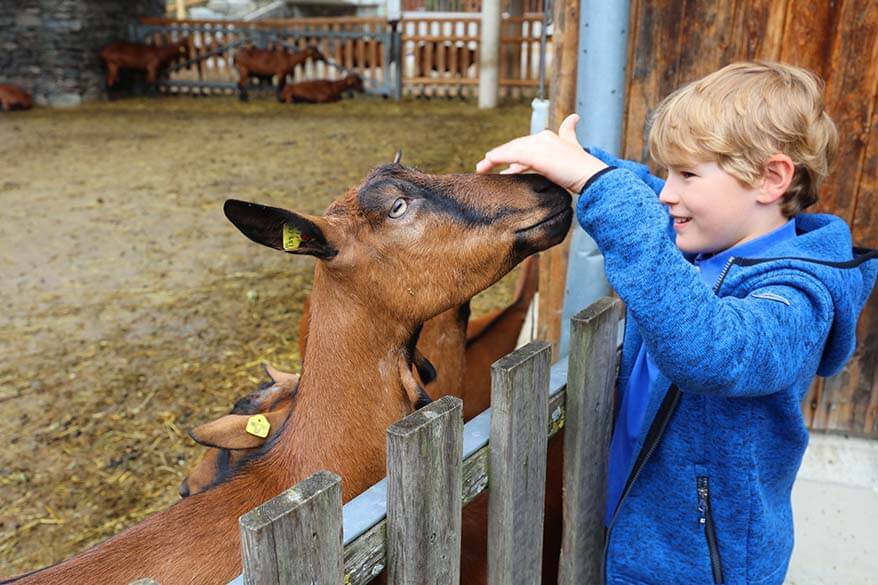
left=387, top=396, right=463, bottom=585
left=239, top=471, right=343, bottom=585
left=557, top=298, right=622, bottom=585
left=622, top=0, right=687, bottom=163
left=540, top=0, right=580, bottom=359
left=726, top=0, right=787, bottom=61
left=488, top=341, right=551, bottom=585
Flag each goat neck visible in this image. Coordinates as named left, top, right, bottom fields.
left=292, top=264, right=420, bottom=498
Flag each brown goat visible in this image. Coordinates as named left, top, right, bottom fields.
left=99, top=38, right=191, bottom=93
left=1, top=164, right=571, bottom=585
left=177, top=256, right=558, bottom=585
left=278, top=73, right=364, bottom=104
left=0, top=84, right=33, bottom=111
left=234, top=45, right=325, bottom=101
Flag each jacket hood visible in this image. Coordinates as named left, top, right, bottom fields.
left=731, top=214, right=877, bottom=376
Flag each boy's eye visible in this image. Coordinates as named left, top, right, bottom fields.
left=680, top=171, right=696, bottom=179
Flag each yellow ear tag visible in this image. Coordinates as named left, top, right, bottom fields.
left=245, top=414, right=271, bottom=438
left=283, top=224, right=302, bottom=251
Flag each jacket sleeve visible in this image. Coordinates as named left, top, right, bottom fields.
left=577, top=168, right=833, bottom=397
left=585, top=146, right=666, bottom=195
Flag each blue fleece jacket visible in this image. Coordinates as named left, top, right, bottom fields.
left=605, top=219, right=799, bottom=526
left=578, top=148, right=878, bottom=585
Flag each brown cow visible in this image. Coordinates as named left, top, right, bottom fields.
left=99, top=38, right=191, bottom=95
left=234, top=45, right=325, bottom=101
left=0, top=84, right=32, bottom=111
left=277, top=73, right=364, bottom=104
left=1, top=163, right=571, bottom=585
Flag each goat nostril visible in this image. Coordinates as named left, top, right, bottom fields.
left=533, top=177, right=554, bottom=193
left=179, top=482, right=190, bottom=498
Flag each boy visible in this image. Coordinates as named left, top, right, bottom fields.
left=477, top=62, right=877, bottom=584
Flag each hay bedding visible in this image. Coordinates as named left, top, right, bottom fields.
left=0, top=96, right=531, bottom=574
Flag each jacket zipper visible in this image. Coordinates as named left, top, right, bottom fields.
left=601, top=257, right=737, bottom=582
left=697, top=476, right=725, bottom=584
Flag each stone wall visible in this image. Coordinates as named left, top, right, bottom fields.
left=0, top=0, right=164, bottom=106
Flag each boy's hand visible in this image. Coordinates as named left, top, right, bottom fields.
left=475, top=114, right=608, bottom=193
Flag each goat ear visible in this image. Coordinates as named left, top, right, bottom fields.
left=188, top=415, right=266, bottom=449
left=224, top=199, right=338, bottom=260
left=188, top=409, right=288, bottom=449
left=393, top=149, right=403, bottom=164
left=262, top=362, right=300, bottom=386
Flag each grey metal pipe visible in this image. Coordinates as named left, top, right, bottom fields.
left=558, top=0, right=631, bottom=358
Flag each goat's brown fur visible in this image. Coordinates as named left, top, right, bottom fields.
left=234, top=46, right=325, bottom=101
left=278, top=74, right=364, bottom=104
left=2, top=164, right=570, bottom=585
left=99, top=39, right=191, bottom=90
left=0, top=84, right=32, bottom=112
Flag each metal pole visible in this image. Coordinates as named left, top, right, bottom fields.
left=557, top=0, right=630, bottom=358
left=479, top=0, right=501, bottom=108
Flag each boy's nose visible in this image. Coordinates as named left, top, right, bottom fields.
left=659, top=185, right=679, bottom=205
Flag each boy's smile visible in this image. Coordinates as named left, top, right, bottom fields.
left=660, top=160, right=787, bottom=255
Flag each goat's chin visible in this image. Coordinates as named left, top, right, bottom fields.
left=512, top=207, right=573, bottom=260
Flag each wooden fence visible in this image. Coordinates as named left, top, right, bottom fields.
left=620, top=0, right=878, bottom=437
left=133, top=17, right=399, bottom=98
left=402, top=0, right=545, bottom=13
left=400, top=14, right=546, bottom=98
left=130, top=15, right=548, bottom=100
left=223, top=297, right=621, bottom=585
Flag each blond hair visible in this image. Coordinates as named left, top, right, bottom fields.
left=648, top=61, right=838, bottom=217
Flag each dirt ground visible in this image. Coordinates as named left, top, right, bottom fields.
left=0, top=95, right=533, bottom=575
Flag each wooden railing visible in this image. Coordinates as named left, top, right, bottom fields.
left=128, top=14, right=548, bottom=100
left=133, top=17, right=398, bottom=97
left=399, top=14, right=546, bottom=98
left=229, top=298, right=621, bottom=584
left=402, top=0, right=545, bottom=13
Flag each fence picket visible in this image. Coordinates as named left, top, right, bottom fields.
left=387, top=395, right=464, bottom=585
left=239, top=471, right=343, bottom=585
left=558, top=297, right=622, bottom=585
left=488, top=341, right=551, bottom=585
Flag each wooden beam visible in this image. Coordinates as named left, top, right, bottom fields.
left=538, top=0, right=579, bottom=360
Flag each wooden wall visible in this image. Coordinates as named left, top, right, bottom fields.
left=620, top=0, right=878, bottom=436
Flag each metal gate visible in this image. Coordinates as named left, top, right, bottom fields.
left=130, top=17, right=401, bottom=99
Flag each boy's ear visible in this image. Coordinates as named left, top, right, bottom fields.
left=224, top=199, right=339, bottom=260
left=758, top=154, right=795, bottom=204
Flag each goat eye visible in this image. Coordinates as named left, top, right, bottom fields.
left=388, top=198, right=408, bottom=218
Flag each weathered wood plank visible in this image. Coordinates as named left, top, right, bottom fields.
left=488, top=341, right=551, bottom=585
left=852, top=70, right=878, bottom=435
left=540, top=0, right=580, bottom=359
left=344, top=520, right=387, bottom=585
left=387, top=396, right=463, bottom=585
left=816, top=0, right=878, bottom=433
left=814, top=0, right=878, bottom=221
left=726, top=0, right=787, bottom=61
left=239, top=471, right=343, bottom=585
left=778, top=0, right=837, bottom=78
left=342, top=356, right=574, bottom=585
left=558, top=298, right=622, bottom=585
left=622, top=0, right=687, bottom=163
left=674, top=0, right=736, bottom=87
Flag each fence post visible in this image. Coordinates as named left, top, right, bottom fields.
left=387, top=395, right=464, bottom=585
left=239, top=471, right=343, bottom=585
left=488, top=340, right=551, bottom=585
left=558, top=297, right=621, bottom=584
